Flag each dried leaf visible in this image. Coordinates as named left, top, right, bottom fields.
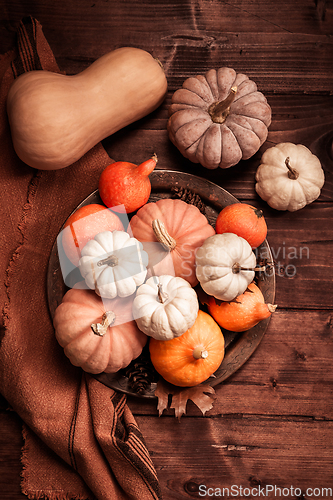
left=154, top=378, right=216, bottom=419
left=154, top=379, right=171, bottom=417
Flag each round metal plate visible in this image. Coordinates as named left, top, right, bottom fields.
left=47, top=169, right=275, bottom=399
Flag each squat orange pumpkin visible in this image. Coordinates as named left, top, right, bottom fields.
left=130, top=198, right=215, bottom=286
left=149, top=310, right=225, bottom=387
left=215, top=203, right=267, bottom=249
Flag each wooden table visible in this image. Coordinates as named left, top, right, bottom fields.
left=1, top=0, right=333, bottom=498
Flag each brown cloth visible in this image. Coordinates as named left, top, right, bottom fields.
left=0, top=17, right=162, bottom=500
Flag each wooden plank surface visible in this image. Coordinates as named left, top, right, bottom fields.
left=136, top=417, right=333, bottom=499
left=2, top=309, right=333, bottom=499
left=1, top=0, right=333, bottom=499
left=128, top=310, right=333, bottom=417
left=1, top=2, right=333, bottom=93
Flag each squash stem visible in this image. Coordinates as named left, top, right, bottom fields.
left=253, top=207, right=264, bottom=219
left=136, top=154, right=158, bottom=177
left=193, top=347, right=208, bottom=360
left=208, top=86, right=237, bottom=124
left=157, top=283, right=168, bottom=303
left=285, top=157, right=299, bottom=180
left=152, top=218, right=177, bottom=251
left=232, top=263, right=266, bottom=274
left=97, top=254, right=118, bottom=267
left=91, top=311, right=116, bottom=336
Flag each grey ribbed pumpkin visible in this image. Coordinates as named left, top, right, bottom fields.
left=167, top=67, right=272, bottom=169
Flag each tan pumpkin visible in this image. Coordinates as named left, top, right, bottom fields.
left=167, top=67, right=271, bottom=169
left=53, top=288, right=147, bottom=374
left=130, top=198, right=215, bottom=286
left=7, top=47, right=167, bottom=170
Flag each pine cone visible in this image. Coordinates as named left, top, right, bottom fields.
left=124, top=348, right=158, bottom=395
left=171, top=186, right=206, bottom=214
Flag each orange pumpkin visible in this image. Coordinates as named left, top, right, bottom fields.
left=208, top=282, right=276, bottom=332
left=130, top=199, right=215, bottom=286
left=53, top=288, right=147, bottom=374
left=149, top=310, right=225, bottom=387
left=215, top=203, right=267, bottom=249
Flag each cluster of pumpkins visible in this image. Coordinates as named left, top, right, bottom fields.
left=53, top=192, right=276, bottom=389
left=6, top=45, right=325, bottom=389
left=7, top=47, right=325, bottom=212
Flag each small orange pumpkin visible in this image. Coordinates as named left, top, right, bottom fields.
left=208, top=282, right=276, bottom=332
left=215, top=202, right=267, bottom=249
left=130, top=198, right=215, bottom=286
left=53, top=288, right=147, bottom=374
left=149, top=310, right=225, bottom=387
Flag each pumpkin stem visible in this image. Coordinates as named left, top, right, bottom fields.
left=285, top=157, right=299, bottom=180
left=152, top=219, right=177, bottom=251
left=91, top=311, right=116, bottom=336
left=208, top=86, right=237, bottom=124
left=97, top=254, right=118, bottom=267
left=157, top=282, right=169, bottom=303
left=154, top=57, right=164, bottom=71
left=193, top=347, right=209, bottom=360
left=253, top=207, right=264, bottom=219
left=232, top=263, right=266, bottom=273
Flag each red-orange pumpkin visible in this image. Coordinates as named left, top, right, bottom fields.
left=53, top=288, right=147, bottom=374
left=215, top=202, right=267, bottom=249
left=130, top=198, right=215, bottom=286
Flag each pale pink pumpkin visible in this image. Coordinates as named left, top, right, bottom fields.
left=129, top=198, right=215, bottom=286
left=53, top=288, right=147, bottom=374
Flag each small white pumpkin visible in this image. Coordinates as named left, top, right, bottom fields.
left=195, top=232, right=256, bottom=302
left=132, top=275, right=199, bottom=340
left=79, top=230, right=148, bottom=299
left=255, top=142, right=325, bottom=212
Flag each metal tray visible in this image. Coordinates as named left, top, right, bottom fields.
left=47, top=169, right=275, bottom=398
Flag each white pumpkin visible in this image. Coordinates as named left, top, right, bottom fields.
left=255, top=142, right=325, bottom=212
left=132, top=275, right=199, bottom=340
left=195, top=232, right=256, bottom=301
left=79, top=230, right=148, bottom=299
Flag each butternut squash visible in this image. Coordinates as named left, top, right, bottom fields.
left=7, top=47, right=167, bottom=170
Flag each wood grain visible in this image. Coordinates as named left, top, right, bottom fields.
left=1, top=1, right=333, bottom=93
left=136, top=416, right=333, bottom=499
left=127, top=310, right=333, bottom=418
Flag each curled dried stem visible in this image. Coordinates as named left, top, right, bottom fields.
left=91, top=311, right=116, bottom=336
left=152, top=219, right=177, bottom=251
left=208, top=86, right=237, bottom=124
left=285, top=157, right=299, bottom=180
